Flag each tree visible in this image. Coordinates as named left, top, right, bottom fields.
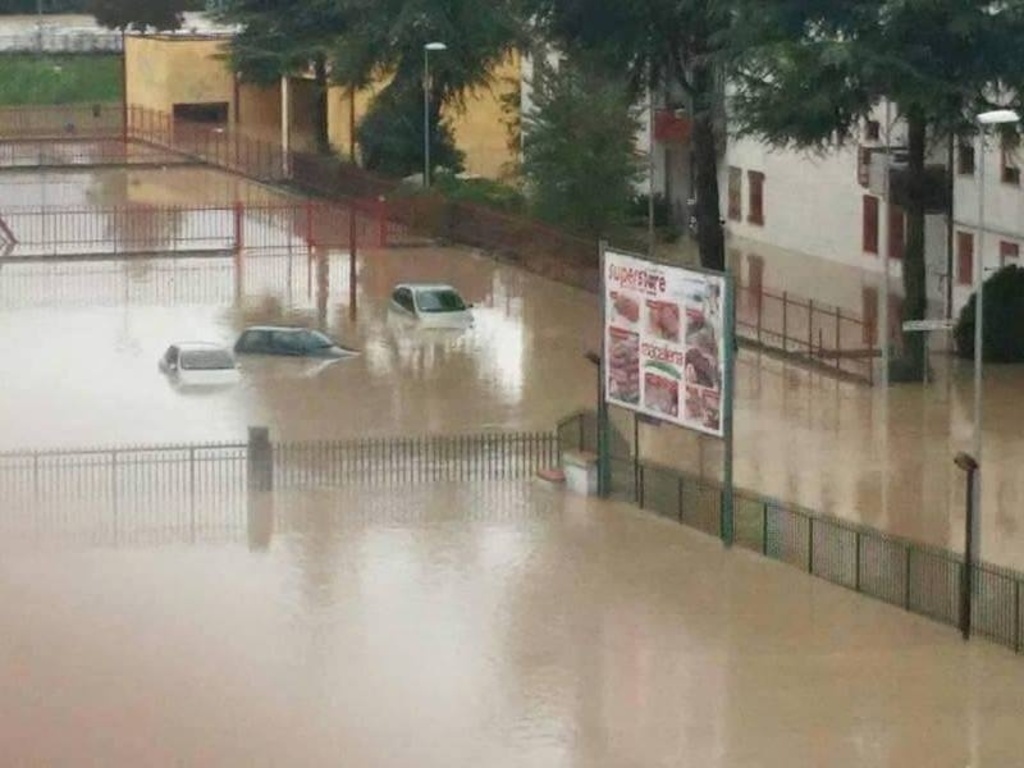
left=88, top=0, right=187, bottom=31
left=521, top=55, right=643, bottom=237
left=356, top=78, right=463, bottom=178
left=729, top=0, right=1024, bottom=380
left=215, top=0, right=350, bottom=153
left=329, top=0, right=522, bottom=174
left=954, top=265, right=1024, bottom=363
left=521, top=0, right=733, bottom=270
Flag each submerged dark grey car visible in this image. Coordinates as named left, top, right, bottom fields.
left=234, top=326, right=358, bottom=359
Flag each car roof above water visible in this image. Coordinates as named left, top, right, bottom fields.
left=394, top=283, right=459, bottom=292
left=171, top=341, right=233, bottom=351
left=241, top=325, right=321, bottom=333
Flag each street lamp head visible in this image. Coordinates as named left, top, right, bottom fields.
left=977, top=109, right=1021, bottom=126
left=954, top=452, right=979, bottom=473
left=424, top=42, right=447, bottom=51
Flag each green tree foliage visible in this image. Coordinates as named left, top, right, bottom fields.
left=214, top=0, right=350, bottom=153
left=954, top=265, right=1024, bottom=363
left=355, top=78, right=462, bottom=178
left=521, top=57, right=643, bottom=238
left=522, top=0, right=732, bottom=270
left=330, top=0, right=522, bottom=105
left=88, top=0, right=187, bottom=31
left=729, top=0, right=1024, bottom=380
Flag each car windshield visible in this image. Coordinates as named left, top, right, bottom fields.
left=180, top=348, right=235, bottom=370
left=415, top=289, right=466, bottom=313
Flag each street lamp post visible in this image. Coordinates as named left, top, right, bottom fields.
left=971, top=108, right=1020, bottom=569
left=954, top=451, right=979, bottom=640
left=423, top=42, right=447, bottom=188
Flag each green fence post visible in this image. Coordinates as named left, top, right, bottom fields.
left=720, top=273, right=736, bottom=547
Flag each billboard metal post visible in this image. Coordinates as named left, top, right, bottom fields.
left=598, top=241, right=612, bottom=498
left=721, top=272, right=736, bottom=547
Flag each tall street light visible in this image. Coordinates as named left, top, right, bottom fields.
left=423, top=41, right=447, bottom=188
left=970, top=108, right=1020, bottom=568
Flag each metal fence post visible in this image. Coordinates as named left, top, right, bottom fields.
left=807, top=299, right=814, bottom=353
left=834, top=308, right=842, bottom=370
left=111, top=449, right=119, bottom=544
left=904, top=545, right=913, bottom=610
left=761, top=502, right=769, bottom=556
left=189, top=446, right=196, bottom=542
left=854, top=531, right=862, bottom=592
left=807, top=516, right=814, bottom=573
left=782, top=292, right=788, bottom=352
left=247, top=426, right=273, bottom=492
left=1015, top=579, right=1021, bottom=653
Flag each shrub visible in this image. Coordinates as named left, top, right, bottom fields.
left=431, top=172, right=527, bottom=214
left=625, top=193, right=672, bottom=228
left=953, top=264, right=1024, bottom=362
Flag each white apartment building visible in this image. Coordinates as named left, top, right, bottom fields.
left=721, top=104, right=1024, bottom=323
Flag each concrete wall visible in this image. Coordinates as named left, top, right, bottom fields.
left=125, top=34, right=235, bottom=115
left=126, top=33, right=516, bottom=178
left=448, top=52, right=520, bottom=179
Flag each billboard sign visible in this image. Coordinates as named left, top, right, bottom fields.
left=603, top=248, right=727, bottom=438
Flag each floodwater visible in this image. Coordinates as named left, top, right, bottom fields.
left=2, top=484, right=1023, bottom=767
left=3, top=164, right=1024, bottom=570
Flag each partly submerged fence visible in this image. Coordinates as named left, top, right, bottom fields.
left=557, top=409, right=1024, bottom=654
left=0, top=200, right=407, bottom=258
left=735, top=279, right=876, bottom=384
left=0, top=428, right=559, bottom=545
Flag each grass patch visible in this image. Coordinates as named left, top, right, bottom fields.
left=0, top=54, right=122, bottom=105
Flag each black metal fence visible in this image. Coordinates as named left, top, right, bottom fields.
left=273, top=431, right=558, bottom=488
left=0, top=429, right=560, bottom=545
left=556, top=409, right=1024, bottom=654
left=0, top=442, right=248, bottom=545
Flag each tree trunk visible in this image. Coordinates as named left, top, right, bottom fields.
left=891, top=109, right=928, bottom=382
left=691, top=62, right=725, bottom=272
left=313, top=54, right=331, bottom=155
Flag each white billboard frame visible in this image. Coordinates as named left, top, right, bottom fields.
left=601, top=247, right=731, bottom=438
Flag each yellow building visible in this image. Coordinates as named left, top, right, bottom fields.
left=123, top=32, right=518, bottom=179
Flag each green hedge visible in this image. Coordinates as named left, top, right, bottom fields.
left=954, top=264, right=1024, bottom=362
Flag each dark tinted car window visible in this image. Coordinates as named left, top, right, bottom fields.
left=236, top=330, right=271, bottom=353
left=416, top=289, right=466, bottom=313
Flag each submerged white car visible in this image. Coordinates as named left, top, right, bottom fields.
left=389, top=283, right=473, bottom=327
left=159, top=342, right=241, bottom=389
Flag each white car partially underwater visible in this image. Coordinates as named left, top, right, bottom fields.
left=158, top=342, right=241, bottom=389
left=389, top=283, right=474, bottom=328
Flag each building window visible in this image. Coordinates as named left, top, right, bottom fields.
left=957, top=139, right=975, bottom=175
left=747, top=171, right=765, bottom=226
left=957, top=231, right=974, bottom=285
left=864, top=119, right=880, bottom=141
left=861, top=286, right=878, bottom=345
left=857, top=147, right=872, bottom=187
left=862, top=195, right=879, bottom=255
left=887, top=204, right=905, bottom=261
left=1000, top=240, right=1019, bottom=267
left=1001, top=133, right=1020, bottom=185
left=727, top=166, right=742, bottom=221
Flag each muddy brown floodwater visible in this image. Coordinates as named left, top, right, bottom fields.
left=3, top=164, right=1024, bottom=569
left=2, top=484, right=1023, bottom=767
